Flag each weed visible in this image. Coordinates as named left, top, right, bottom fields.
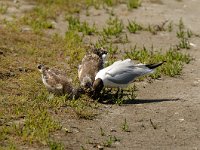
left=103, top=17, right=124, bottom=36
left=186, top=29, right=193, bottom=38
left=79, top=21, right=97, bottom=35
left=178, top=18, right=185, bottom=31
left=178, top=38, right=190, bottom=49
left=127, top=20, right=143, bottom=33
left=21, top=6, right=54, bottom=33
left=122, top=118, right=130, bottom=132
left=127, top=0, right=141, bottom=9
left=167, top=21, right=173, bottom=32
left=103, top=0, right=115, bottom=6
left=146, top=24, right=157, bottom=35
left=48, top=141, right=64, bottom=150
left=68, top=99, right=98, bottom=120
left=107, top=44, right=118, bottom=56
left=67, top=16, right=97, bottom=35
left=67, top=16, right=80, bottom=30
left=100, top=127, right=106, bottom=136
left=0, top=3, right=8, bottom=14
left=20, top=109, right=61, bottom=144
left=104, top=135, right=120, bottom=147
left=176, top=18, right=192, bottom=49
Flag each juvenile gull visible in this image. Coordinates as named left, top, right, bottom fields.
left=38, top=64, right=83, bottom=99
left=93, top=59, right=165, bottom=96
left=78, top=47, right=107, bottom=90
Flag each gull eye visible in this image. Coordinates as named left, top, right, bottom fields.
left=37, top=64, right=43, bottom=69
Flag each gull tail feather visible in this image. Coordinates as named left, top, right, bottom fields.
left=145, top=61, right=166, bottom=69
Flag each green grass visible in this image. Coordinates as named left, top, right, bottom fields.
left=127, top=20, right=143, bottom=33
left=176, top=18, right=191, bottom=49
left=0, top=3, right=8, bottom=14
left=67, top=16, right=97, bottom=35
left=21, top=6, right=55, bottom=33
left=104, top=135, right=120, bottom=147
left=48, top=141, right=64, bottom=150
left=20, top=110, right=61, bottom=144
left=127, top=20, right=171, bottom=34
left=103, top=17, right=124, bottom=36
left=122, top=118, right=130, bottom=132
left=127, top=0, right=141, bottom=9
left=100, top=127, right=106, bottom=136
left=0, top=22, right=94, bottom=149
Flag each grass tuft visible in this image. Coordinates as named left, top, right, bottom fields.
left=127, top=0, right=141, bottom=9
left=0, top=3, right=8, bottom=14
left=103, top=17, right=124, bottom=36
left=127, top=20, right=143, bottom=33
left=67, top=16, right=97, bottom=35
left=20, top=109, right=61, bottom=144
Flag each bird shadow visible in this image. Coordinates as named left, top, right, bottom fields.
left=98, top=93, right=180, bottom=105
left=121, top=98, right=180, bottom=105
left=92, top=88, right=180, bottom=105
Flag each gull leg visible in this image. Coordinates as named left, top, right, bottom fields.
left=114, top=88, right=120, bottom=98
left=119, top=89, right=124, bottom=99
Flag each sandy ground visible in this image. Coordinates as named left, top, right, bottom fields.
left=58, top=1, right=200, bottom=149
left=1, top=0, right=200, bottom=149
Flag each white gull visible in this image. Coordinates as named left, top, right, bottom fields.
left=93, top=59, right=165, bottom=96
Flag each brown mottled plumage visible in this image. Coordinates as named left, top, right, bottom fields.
left=78, top=48, right=107, bottom=90
left=38, top=64, right=83, bottom=99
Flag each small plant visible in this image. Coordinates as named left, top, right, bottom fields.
left=67, top=16, right=80, bottom=30
left=103, top=17, right=124, bottom=36
left=127, top=0, right=141, bottom=9
left=122, top=118, right=130, bottom=132
left=20, top=109, right=61, bottom=144
left=127, top=20, right=143, bottom=33
left=178, top=18, right=185, bottom=31
left=104, top=136, right=120, bottom=147
left=178, top=38, right=190, bottom=49
left=20, top=6, right=55, bottom=33
left=167, top=21, right=173, bottom=32
left=0, top=4, right=8, bottom=14
left=100, top=127, right=106, bottom=136
left=176, top=19, right=192, bottom=49
left=107, top=44, right=118, bottom=56
left=103, top=0, right=115, bottom=6
left=68, top=99, right=97, bottom=120
left=187, top=29, right=193, bottom=38
left=48, top=141, right=64, bottom=150
left=67, top=16, right=96, bottom=35
left=78, top=21, right=97, bottom=35
left=146, top=24, right=157, bottom=35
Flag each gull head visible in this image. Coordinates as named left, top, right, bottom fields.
left=92, top=78, right=104, bottom=98
left=37, top=64, right=48, bottom=73
left=92, top=47, right=107, bottom=58
left=72, top=87, right=85, bottom=99
left=81, top=76, right=93, bottom=89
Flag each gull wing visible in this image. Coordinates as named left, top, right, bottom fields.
left=105, top=62, right=153, bottom=85
left=95, top=60, right=123, bottom=79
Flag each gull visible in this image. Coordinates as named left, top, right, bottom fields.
left=93, top=59, right=165, bottom=97
left=78, top=47, right=107, bottom=90
left=38, top=64, right=83, bottom=99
